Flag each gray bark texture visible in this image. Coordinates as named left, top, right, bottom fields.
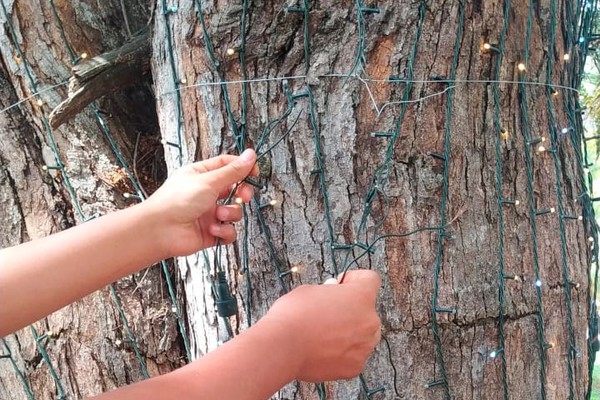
left=0, top=0, right=594, bottom=399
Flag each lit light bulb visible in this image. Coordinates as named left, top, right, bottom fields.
left=81, top=52, right=88, bottom=60
left=517, top=63, right=527, bottom=72
left=537, top=145, right=546, bottom=152
left=269, top=199, right=278, bottom=206
left=564, top=53, right=570, bottom=61
left=589, top=236, right=595, bottom=242
left=535, top=279, right=542, bottom=287
left=227, top=48, right=236, bottom=56
left=489, top=349, right=503, bottom=358
left=179, top=77, right=187, bottom=84
left=578, top=216, right=583, bottom=221
left=290, top=266, right=299, bottom=273
left=483, top=43, right=491, bottom=50
left=36, top=99, right=43, bottom=106
left=123, top=193, right=132, bottom=199
left=500, top=128, right=510, bottom=140
left=171, top=306, right=177, bottom=313
left=550, top=207, right=555, bottom=213
left=514, top=200, right=520, bottom=206
left=234, top=197, right=244, bottom=205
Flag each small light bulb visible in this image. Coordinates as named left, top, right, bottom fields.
left=578, top=216, right=583, bottom=221
left=81, top=52, right=88, bottom=59
left=552, top=89, right=559, bottom=96
left=42, top=165, right=48, bottom=171
left=123, top=193, right=131, bottom=199
left=564, top=53, right=570, bottom=61
left=269, top=199, right=278, bottom=206
left=227, top=48, right=236, bottom=56
left=514, top=275, right=522, bottom=282
left=514, top=200, right=520, bottom=206
left=290, top=266, right=299, bottom=273
left=537, top=145, right=546, bottom=152
left=36, top=99, right=43, bottom=106
left=490, top=350, right=498, bottom=358
left=535, top=279, right=542, bottom=287
left=550, top=207, right=555, bottom=213
left=171, top=306, right=177, bottom=313
left=517, top=63, right=526, bottom=72
left=180, top=77, right=187, bottom=84
left=235, top=197, right=244, bottom=205
left=115, top=339, right=122, bottom=346
left=589, top=236, right=595, bottom=242
left=541, top=137, right=546, bottom=142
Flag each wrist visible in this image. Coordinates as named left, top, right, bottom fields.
left=131, top=201, right=171, bottom=261
left=255, top=315, right=305, bottom=381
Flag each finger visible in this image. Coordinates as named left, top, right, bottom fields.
left=215, top=182, right=258, bottom=202
left=189, top=155, right=238, bottom=173
left=339, top=270, right=381, bottom=294
left=204, top=149, right=258, bottom=190
left=209, top=223, right=237, bottom=244
left=235, top=182, right=255, bottom=203
left=190, top=154, right=260, bottom=177
left=216, top=205, right=243, bottom=222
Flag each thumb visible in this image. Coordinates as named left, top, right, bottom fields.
left=339, top=270, right=381, bottom=294
left=205, top=149, right=257, bottom=188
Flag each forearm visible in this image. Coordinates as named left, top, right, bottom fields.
left=0, top=204, right=164, bottom=336
left=92, top=319, right=300, bottom=400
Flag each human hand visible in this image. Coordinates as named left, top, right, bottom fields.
left=143, top=149, right=259, bottom=257
left=263, top=270, right=381, bottom=382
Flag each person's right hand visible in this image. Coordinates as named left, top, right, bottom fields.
left=263, top=270, right=381, bottom=382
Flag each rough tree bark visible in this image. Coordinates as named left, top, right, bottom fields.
left=0, top=0, right=595, bottom=400
left=151, top=0, right=592, bottom=399
left=0, top=1, right=185, bottom=399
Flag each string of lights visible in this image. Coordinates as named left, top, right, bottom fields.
left=489, top=0, right=513, bottom=397
left=0, top=338, right=34, bottom=399
left=515, top=0, right=549, bottom=397
left=545, top=1, right=577, bottom=397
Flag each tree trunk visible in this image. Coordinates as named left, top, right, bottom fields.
left=151, top=0, right=596, bottom=399
left=0, top=1, right=186, bottom=399
left=1, top=0, right=597, bottom=400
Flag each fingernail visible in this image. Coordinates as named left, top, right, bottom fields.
left=239, top=149, right=254, bottom=162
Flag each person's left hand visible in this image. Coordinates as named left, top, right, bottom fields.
left=143, top=149, right=259, bottom=257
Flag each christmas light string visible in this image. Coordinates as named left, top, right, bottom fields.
left=489, top=0, right=513, bottom=397
left=545, top=0, right=577, bottom=397
left=0, top=338, right=34, bottom=399
left=515, top=0, right=549, bottom=397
